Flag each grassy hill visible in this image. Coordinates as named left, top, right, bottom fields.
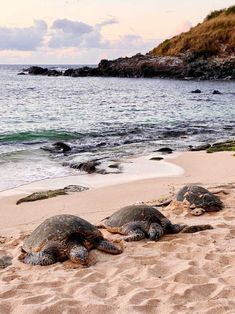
left=149, top=6, right=235, bottom=58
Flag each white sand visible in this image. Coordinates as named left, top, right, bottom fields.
left=0, top=151, right=235, bottom=314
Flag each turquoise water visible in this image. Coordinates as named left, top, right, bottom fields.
left=0, top=65, right=234, bottom=190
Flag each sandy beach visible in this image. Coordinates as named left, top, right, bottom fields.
left=0, top=151, right=235, bottom=314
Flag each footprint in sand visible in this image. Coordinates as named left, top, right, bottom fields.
left=205, top=252, right=233, bottom=264
left=22, top=294, right=52, bottom=305
left=168, top=283, right=217, bottom=303
left=173, top=271, right=209, bottom=284
left=128, top=289, right=155, bottom=305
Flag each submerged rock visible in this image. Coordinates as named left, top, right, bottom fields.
left=41, top=142, right=72, bottom=153
left=68, top=161, right=100, bottom=173
left=212, top=90, right=222, bottom=95
left=191, top=89, right=202, bottom=93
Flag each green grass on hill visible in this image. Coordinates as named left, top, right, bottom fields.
left=149, top=5, right=235, bottom=58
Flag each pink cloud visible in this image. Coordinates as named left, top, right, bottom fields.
left=173, top=20, right=192, bottom=35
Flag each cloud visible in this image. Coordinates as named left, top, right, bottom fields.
left=0, top=20, right=47, bottom=51
left=95, top=18, right=119, bottom=29
left=0, top=17, right=158, bottom=63
left=173, top=21, right=192, bottom=35
left=114, top=34, right=154, bottom=50
left=48, top=18, right=118, bottom=49
left=52, top=19, right=92, bottom=35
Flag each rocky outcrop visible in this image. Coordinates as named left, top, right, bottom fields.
left=23, top=54, right=235, bottom=80
left=26, top=66, right=62, bottom=76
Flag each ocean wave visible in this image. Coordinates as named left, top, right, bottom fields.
left=0, top=130, right=82, bottom=144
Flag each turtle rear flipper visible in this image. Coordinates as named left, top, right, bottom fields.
left=181, top=224, right=213, bottom=233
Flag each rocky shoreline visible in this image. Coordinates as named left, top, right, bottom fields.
left=21, top=53, right=235, bottom=80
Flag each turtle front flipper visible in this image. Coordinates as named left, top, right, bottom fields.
left=69, top=244, right=89, bottom=265
left=23, top=245, right=59, bottom=266
left=123, top=229, right=145, bottom=242
left=121, top=222, right=146, bottom=242
left=95, top=238, right=122, bottom=254
left=148, top=223, right=164, bottom=241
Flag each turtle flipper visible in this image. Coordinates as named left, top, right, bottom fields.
left=120, top=222, right=146, bottom=242
left=148, top=223, right=164, bottom=241
left=23, top=251, right=57, bottom=266
left=95, top=239, right=122, bottom=254
left=69, top=244, right=89, bottom=265
left=22, top=243, right=60, bottom=266
left=123, top=229, right=145, bottom=242
left=181, top=224, right=213, bottom=233
left=170, top=223, right=188, bottom=233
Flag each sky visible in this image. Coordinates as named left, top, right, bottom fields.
left=0, top=0, right=234, bottom=64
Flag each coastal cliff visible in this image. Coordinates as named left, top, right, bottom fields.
left=25, top=6, right=235, bottom=80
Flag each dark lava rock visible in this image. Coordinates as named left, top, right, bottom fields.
left=69, top=161, right=100, bottom=174
left=108, top=163, right=120, bottom=169
left=191, top=89, right=202, bottom=93
left=212, top=90, right=222, bottom=95
left=157, top=147, right=173, bottom=154
left=189, top=144, right=211, bottom=151
left=47, top=69, right=62, bottom=76
left=41, top=142, right=72, bottom=153
left=20, top=54, right=235, bottom=80
left=150, top=157, right=164, bottom=161
left=78, top=162, right=97, bottom=173
left=26, top=66, right=62, bottom=76
left=27, top=66, right=49, bottom=75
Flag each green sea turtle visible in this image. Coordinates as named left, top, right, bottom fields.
left=175, top=185, right=223, bottom=215
left=19, top=214, right=122, bottom=266
left=98, top=205, right=213, bottom=242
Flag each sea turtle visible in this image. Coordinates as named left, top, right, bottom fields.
left=98, top=205, right=213, bottom=242
left=19, top=214, right=122, bottom=266
left=175, top=185, right=223, bottom=216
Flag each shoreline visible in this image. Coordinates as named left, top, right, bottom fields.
left=0, top=152, right=183, bottom=198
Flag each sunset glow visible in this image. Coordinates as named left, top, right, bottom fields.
left=0, top=0, right=234, bottom=63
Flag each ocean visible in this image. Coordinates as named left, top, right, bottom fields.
left=0, top=64, right=234, bottom=191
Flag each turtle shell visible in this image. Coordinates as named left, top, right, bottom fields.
left=22, top=215, right=102, bottom=253
left=176, top=185, right=223, bottom=211
left=103, top=205, right=167, bottom=228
